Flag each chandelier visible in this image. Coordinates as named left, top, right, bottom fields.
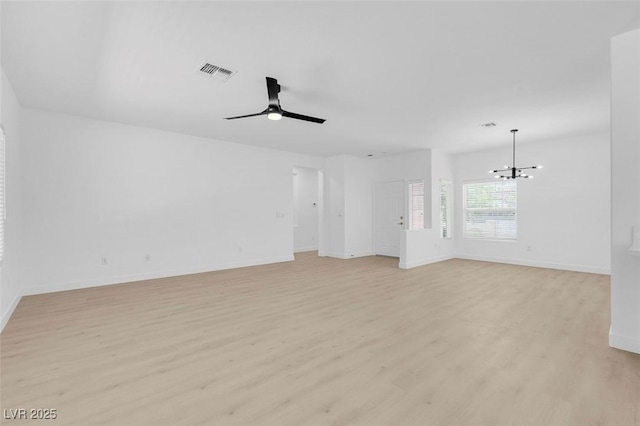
left=490, top=129, right=542, bottom=180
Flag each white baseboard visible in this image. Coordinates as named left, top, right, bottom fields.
left=609, top=327, right=640, bottom=354
left=325, top=251, right=375, bottom=260
left=349, top=251, right=375, bottom=259
left=455, top=254, right=610, bottom=275
left=1, top=291, right=22, bottom=333
left=294, top=246, right=319, bottom=253
left=23, top=255, right=295, bottom=296
left=324, top=252, right=350, bottom=259
left=399, top=254, right=455, bottom=269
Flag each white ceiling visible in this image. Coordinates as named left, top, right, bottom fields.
left=2, top=1, right=639, bottom=157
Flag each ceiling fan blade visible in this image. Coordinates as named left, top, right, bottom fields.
left=266, top=77, right=281, bottom=106
left=281, top=110, right=326, bottom=124
left=226, top=78, right=323, bottom=124
left=225, top=109, right=267, bottom=120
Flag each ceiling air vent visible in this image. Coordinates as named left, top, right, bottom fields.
left=198, top=62, right=236, bottom=82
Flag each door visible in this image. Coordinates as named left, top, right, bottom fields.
left=374, top=181, right=405, bottom=257
left=293, top=166, right=320, bottom=253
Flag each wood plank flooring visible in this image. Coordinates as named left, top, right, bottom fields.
left=1, top=253, right=639, bottom=425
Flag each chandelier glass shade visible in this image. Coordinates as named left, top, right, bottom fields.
left=490, top=129, right=542, bottom=180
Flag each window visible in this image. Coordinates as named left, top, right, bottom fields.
left=463, top=180, right=517, bottom=240
left=409, top=181, right=424, bottom=230
left=0, top=128, right=5, bottom=263
left=440, top=180, right=452, bottom=238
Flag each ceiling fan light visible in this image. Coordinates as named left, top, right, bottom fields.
left=267, top=112, right=282, bottom=121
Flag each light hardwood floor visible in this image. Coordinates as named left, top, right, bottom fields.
left=1, top=253, right=639, bottom=425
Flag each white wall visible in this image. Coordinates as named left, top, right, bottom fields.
left=320, top=149, right=456, bottom=268
left=400, top=149, right=456, bottom=268
left=610, top=28, right=640, bottom=354
left=293, top=166, right=319, bottom=252
left=0, top=67, right=24, bottom=330
left=374, top=150, right=432, bottom=228
left=322, top=155, right=346, bottom=257
left=20, top=108, right=323, bottom=295
left=344, top=155, right=374, bottom=257
left=322, top=154, right=374, bottom=259
left=454, top=132, right=610, bottom=274
left=321, top=150, right=457, bottom=265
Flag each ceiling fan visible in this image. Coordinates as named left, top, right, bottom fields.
left=225, top=77, right=325, bottom=124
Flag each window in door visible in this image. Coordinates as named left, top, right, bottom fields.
left=409, top=181, right=424, bottom=230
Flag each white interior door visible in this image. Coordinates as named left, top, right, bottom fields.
left=374, top=181, right=405, bottom=257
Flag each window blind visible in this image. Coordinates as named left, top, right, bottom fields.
left=463, top=180, right=517, bottom=240
left=440, top=181, right=452, bottom=238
